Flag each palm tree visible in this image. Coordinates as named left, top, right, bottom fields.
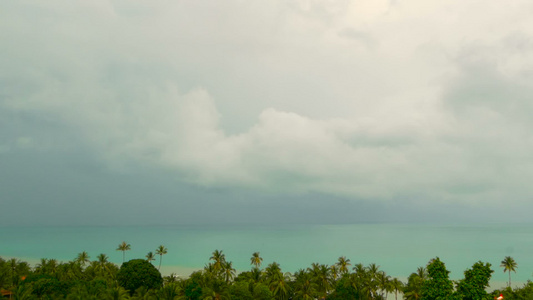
left=7, top=258, right=30, bottom=288
left=76, top=251, right=90, bottom=268
left=146, top=251, right=156, bottom=264
left=210, top=249, right=226, bottom=274
left=500, top=256, right=518, bottom=287
left=133, top=286, right=152, bottom=300
left=222, top=261, right=236, bottom=283
left=97, top=253, right=109, bottom=264
left=12, top=284, right=33, bottom=300
left=264, top=262, right=291, bottom=300
left=352, top=263, right=366, bottom=275
left=330, top=264, right=339, bottom=281
left=35, top=258, right=58, bottom=276
left=155, top=245, right=168, bottom=271
left=336, top=256, right=351, bottom=275
left=105, top=285, right=130, bottom=300
left=404, top=269, right=425, bottom=300
left=116, top=241, right=131, bottom=263
left=351, top=263, right=368, bottom=296
left=416, top=266, right=427, bottom=280
left=164, top=273, right=179, bottom=284
left=377, top=270, right=392, bottom=299
left=294, top=279, right=317, bottom=300
left=390, top=277, right=404, bottom=300
left=293, top=270, right=317, bottom=300
left=309, top=263, right=332, bottom=298
left=367, top=263, right=381, bottom=298
left=96, top=253, right=109, bottom=277
left=264, top=262, right=282, bottom=282
left=249, top=266, right=262, bottom=284
left=251, top=252, right=263, bottom=269
left=157, top=283, right=180, bottom=300
left=269, top=274, right=291, bottom=300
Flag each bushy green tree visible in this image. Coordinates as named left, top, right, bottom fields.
left=116, top=259, right=163, bottom=294
left=455, top=261, right=493, bottom=300
left=421, top=258, right=454, bottom=300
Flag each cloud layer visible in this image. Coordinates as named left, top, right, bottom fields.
left=3, top=0, right=533, bottom=209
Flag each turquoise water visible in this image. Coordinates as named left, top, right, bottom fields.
left=1, top=223, right=531, bottom=284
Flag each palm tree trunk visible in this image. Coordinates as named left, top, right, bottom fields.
left=509, top=271, right=511, bottom=287
left=159, top=256, right=162, bottom=270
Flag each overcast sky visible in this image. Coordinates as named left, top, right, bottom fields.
left=2, top=0, right=533, bottom=225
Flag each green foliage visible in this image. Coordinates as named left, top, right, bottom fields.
left=156, top=282, right=181, bottom=299
left=336, top=256, right=351, bottom=275
left=116, top=259, right=163, bottom=294
left=1, top=258, right=31, bottom=289
left=421, top=257, right=454, bottom=300
left=229, top=281, right=254, bottom=299
left=390, top=278, right=405, bottom=300
left=12, top=284, right=33, bottom=300
left=404, top=271, right=424, bottom=300
left=326, top=274, right=360, bottom=300
left=491, top=281, right=533, bottom=300
left=105, top=285, right=130, bottom=300
left=0, top=257, right=8, bottom=289
left=1, top=249, right=530, bottom=300
left=25, top=274, right=72, bottom=298
left=421, top=257, right=455, bottom=300
left=252, top=282, right=274, bottom=300
left=251, top=252, right=263, bottom=269
left=455, top=261, right=493, bottom=300
left=201, top=277, right=230, bottom=300
left=183, top=271, right=204, bottom=300
left=264, top=262, right=291, bottom=300
left=293, top=269, right=318, bottom=300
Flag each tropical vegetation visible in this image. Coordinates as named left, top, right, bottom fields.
left=0, top=246, right=530, bottom=299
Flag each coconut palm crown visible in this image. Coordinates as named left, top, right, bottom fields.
left=156, top=245, right=168, bottom=271
left=251, top=252, right=263, bottom=269
left=116, top=241, right=131, bottom=263
left=500, top=256, right=518, bottom=287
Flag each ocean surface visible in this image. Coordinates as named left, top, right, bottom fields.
left=1, top=223, right=531, bottom=286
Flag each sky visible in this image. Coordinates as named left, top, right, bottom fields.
left=2, top=0, right=533, bottom=226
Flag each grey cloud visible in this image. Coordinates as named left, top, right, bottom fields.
left=3, top=0, right=533, bottom=225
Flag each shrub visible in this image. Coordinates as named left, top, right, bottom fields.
left=116, top=259, right=163, bottom=294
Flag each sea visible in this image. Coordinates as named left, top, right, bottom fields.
left=1, top=222, right=531, bottom=288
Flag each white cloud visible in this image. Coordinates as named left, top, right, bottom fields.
left=3, top=0, right=533, bottom=206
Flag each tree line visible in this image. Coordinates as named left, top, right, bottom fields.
left=0, top=242, right=530, bottom=299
